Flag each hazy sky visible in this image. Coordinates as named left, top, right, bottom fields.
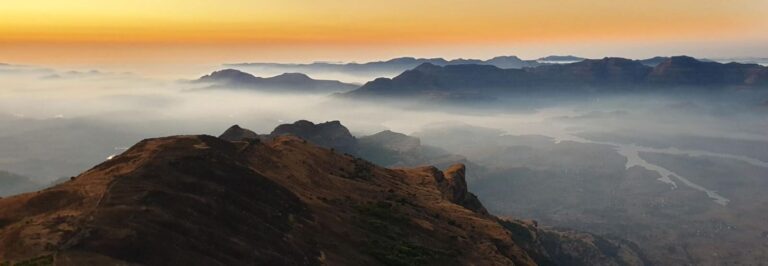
left=1, top=0, right=767, bottom=68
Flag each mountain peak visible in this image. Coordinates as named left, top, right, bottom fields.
left=270, top=120, right=357, bottom=153
left=665, top=55, right=702, bottom=65
left=197, top=69, right=258, bottom=83
left=219, top=124, right=259, bottom=142
left=196, top=69, right=357, bottom=92
left=434, top=163, right=489, bottom=214
left=270, top=72, right=312, bottom=81
left=413, top=62, right=442, bottom=71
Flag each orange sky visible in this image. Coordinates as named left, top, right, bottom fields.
left=1, top=0, right=767, bottom=67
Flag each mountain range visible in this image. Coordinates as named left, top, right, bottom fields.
left=225, top=56, right=546, bottom=75
left=344, top=56, right=768, bottom=100
left=536, top=55, right=586, bottom=63
left=195, top=69, right=359, bottom=93
left=220, top=120, right=466, bottom=169
left=0, top=123, right=644, bottom=265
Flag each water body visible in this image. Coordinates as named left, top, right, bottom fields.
left=564, top=136, right=733, bottom=206
left=614, top=143, right=730, bottom=206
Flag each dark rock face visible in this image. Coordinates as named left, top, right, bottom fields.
left=218, top=124, right=259, bottom=142
left=435, top=164, right=489, bottom=215
left=269, top=120, right=358, bottom=154
left=218, top=122, right=465, bottom=169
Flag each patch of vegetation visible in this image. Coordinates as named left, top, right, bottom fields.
left=349, top=158, right=374, bottom=180
left=365, top=239, right=450, bottom=266
left=499, top=220, right=535, bottom=243
left=355, top=201, right=453, bottom=265
left=355, top=201, right=408, bottom=236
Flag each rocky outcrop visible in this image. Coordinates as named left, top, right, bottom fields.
left=434, top=164, right=489, bottom=215
left=218, top=124, right=259, bottom=142
left=269, top=120, right=358, bottom=154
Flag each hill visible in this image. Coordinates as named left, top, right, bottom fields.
left=195, top=69, right=359, bottom=93
left=345, top=56, right=768, bottom=100
left=226, top=120, right=469, bottom=169
left=0, top=130, right=643, bottom=265
left=225, top=56, right=543, bottom=75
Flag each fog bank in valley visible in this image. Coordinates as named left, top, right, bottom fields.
left=2, top=62, right=768, bottom=263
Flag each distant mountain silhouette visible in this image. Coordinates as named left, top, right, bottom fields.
left=225, top=56, right=543, bottom=75
left=345, top=56, right=768, bottom=100
left=537, top=55, right=587, bottom=63
left=195, top=69, right=358, bottom=92
left=638, top=56, right=670, bottom=67
left=648, top=56, right=768, bottom=86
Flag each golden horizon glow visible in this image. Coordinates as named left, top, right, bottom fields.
left=1, top=0, right=767, bottom=65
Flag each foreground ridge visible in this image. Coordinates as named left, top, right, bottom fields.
left=0, top=132, right=642, bottom=265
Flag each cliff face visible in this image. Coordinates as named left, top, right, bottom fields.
left=218, top=124, right=259, bottom=142
left=0, top=131, right=643, bottom=265
left=269, top=120, right=358, bottom=153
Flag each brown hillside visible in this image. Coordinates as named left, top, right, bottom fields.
left=0, top=134, right=640, bottom=265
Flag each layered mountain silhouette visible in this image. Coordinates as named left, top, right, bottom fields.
left=638, top=56, right=670, bottom=67
left=536, top=55, right=586, bottom=63
left=223, top=120, right=468, bottom=169
left=226, top=56, right=544, bottom=74
left=195, top=69, right=358, bottom=92
left=345, top=56, right=768, bottom=99
left=0, top=124, right=643, bottom=265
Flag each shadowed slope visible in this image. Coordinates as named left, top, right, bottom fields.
left=0, top=131, right=642, bottom=265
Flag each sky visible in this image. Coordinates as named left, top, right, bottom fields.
left=1, top=0, right=767, bottom=70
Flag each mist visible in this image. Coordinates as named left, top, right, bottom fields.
left=2, top=60, right=768, bottom=264
left=1, top=64, right=766, bottom=180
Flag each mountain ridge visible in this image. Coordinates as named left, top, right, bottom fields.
left=0, top=125, right=644, bottom=265
left=225, top=56, right=544, bottom=73
left=344, top=56, right=768, bottom=100
left=195, top=69, right=358, bottom=92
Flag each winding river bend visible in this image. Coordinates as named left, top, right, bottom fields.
left=553, top=134, right=755, bottom=206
